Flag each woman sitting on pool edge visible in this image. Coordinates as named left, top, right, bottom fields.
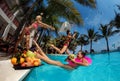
left=66, top=51, right=92, bottom=68
left=32, top=40, right=92, bottom=69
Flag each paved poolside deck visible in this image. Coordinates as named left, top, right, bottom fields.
left=0, top=60, right=30, bottom=81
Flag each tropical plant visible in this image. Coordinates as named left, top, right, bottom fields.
left=44, top=35, right=66, bottom=54
left=41, top=34, right=51, bottom=53
left=110, top=13, right=120, bottom=29
left=109, top=5, right=120, bottom=29
left=13, top=0, right=42, bottom=53
left=85, top=28, right=98, bottom=53
left=75, top=0, right=96, bottom=8
left=77, top=34, right=89, bottom=51
left=97, top=24, right=120, bottom=52
left=68, top=32, right=79, bottom=53
left=13, top=0, right=96, bottom=53
left=69, top=39, right=78, bottom=53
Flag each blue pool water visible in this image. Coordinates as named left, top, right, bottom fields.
left=23, top=51, right=120, bottom=81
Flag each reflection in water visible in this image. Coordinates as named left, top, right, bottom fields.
left=107, top=52, right=110, bottom=65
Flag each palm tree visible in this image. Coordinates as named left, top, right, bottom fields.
left=97, top=24, right=120, bottom=52
left=75, top=0, right=96, bottom=8
left=68, top=32, right=79, bottom=53
left=14, top=0, right=85, bottom=40
left=109, top=5, right=120, bottom=29
left=110, top=13, right=120, bottom=29
left=69, top=39, right=78, bottom=53
left=15, top=0, right=97, bottom=38
left=13, top=0, right=96, bottom=53
left=85, top=28, right=98, bottom=53
left=13, top=0, right=43, bottom=53
left=14, top=0, right=42, bottom=40
left=77, top=34, right=89, bottom=51
left=42, top=34, right=51, bottom=53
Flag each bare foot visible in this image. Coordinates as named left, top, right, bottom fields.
left=50, top=26, right=55, bottom=30
left=47, top=44, right=54, bottom=47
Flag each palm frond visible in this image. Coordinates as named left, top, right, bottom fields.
left=95, top=34, right=104, bottom=41
left=75, top=0, right=96, bottom=8
left=110, top=30, right=120, bottom=36
left=47, top=0, right=83, bottom=25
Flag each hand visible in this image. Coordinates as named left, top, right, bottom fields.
left=50, top=26, right=55, bottom=30
left=50, top=44, right=54, bottom=47
left=70, top=59, right=76, bottom=63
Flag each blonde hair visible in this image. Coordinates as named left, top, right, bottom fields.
left=36, top=15, right=42, bottom=21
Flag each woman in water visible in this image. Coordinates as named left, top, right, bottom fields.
left=33, top=40, right=91, bottom=69
left=66, top=51, right=92, bottom=68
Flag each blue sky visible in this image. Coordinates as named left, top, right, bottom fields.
left=28, top=0, right=120, bottom=53
left=70, top=0, right=120, bottom=52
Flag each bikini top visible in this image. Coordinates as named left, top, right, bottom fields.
left=32, top=22, right=39, bottom=29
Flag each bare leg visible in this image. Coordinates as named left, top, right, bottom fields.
left=33, top=40, right=48, bottom=58
left=33, top=40, right=73, bottom=69
left=35, top=51, right=64, bottom=66
left=26, top=35, right=30, bottom=50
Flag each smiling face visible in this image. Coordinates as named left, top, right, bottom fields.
left=77, top=51, right=86, bottom=59
left=77, top=52, right=83, bottom=58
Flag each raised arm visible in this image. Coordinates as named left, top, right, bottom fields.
left=72, top=32, right=77, bottom=38
left=38, top=21, right=55, bottom=30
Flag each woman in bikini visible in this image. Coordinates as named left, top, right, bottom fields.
left=24, top=15, right=55, bottom=50
left=50, top=30, right=77, bottom=54
left=66, top=51, right=92, bottom=68
left=33, top=40, right=92, bottom=69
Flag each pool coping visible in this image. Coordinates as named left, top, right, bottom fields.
left=19, top=69, right=31, bottom=81
left=0, top=60, right=31, bottom=81
left=47, top=54, right=69, bottom=56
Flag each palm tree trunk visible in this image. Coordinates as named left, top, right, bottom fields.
left=73, top=50, right=75, bottom=54
left=43, top=42, right=47, bottom=53
left=90, top=40, right=92, bottom=53
left=37, top=29, right=44, bottom=45
left=14, top=23, right=26, bottom=53
left=105, top=37, right=109, bottom=52
left=81, top=44, right=82, bottom=51
left=14, top=0, right=42, bottom=53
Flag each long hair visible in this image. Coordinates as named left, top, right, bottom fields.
left=63, top=36, right=71, bottom=44
left=79, top=50, right=86, bottom=57
left=66, top=30, right=70, bottom=35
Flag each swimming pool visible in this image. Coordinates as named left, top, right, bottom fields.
left=23, top=51, right=120, bottom=81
